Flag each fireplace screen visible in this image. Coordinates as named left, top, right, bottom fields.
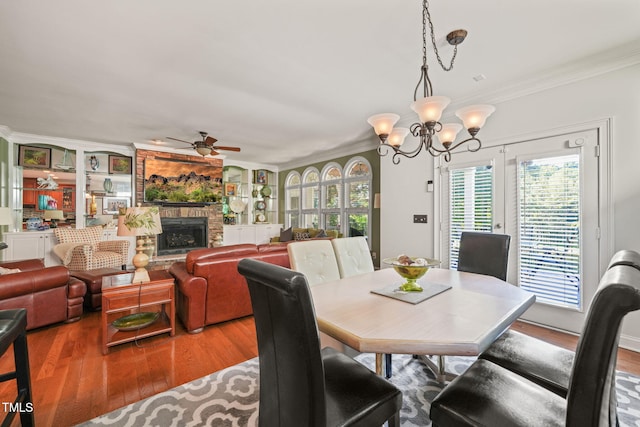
left=158, top=217, right=208, bottom=256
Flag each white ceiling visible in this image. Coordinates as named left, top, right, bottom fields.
left=1, top=1, right=639, bottom=168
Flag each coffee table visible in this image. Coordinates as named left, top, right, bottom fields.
left=101, top=270, right=175, bottom=354
left=310, top=268, right=535, bottom=379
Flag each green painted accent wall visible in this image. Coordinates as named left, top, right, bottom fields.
left=0, top=138, right=8, bottom=207
left=278, top=149, right=381, bottom=267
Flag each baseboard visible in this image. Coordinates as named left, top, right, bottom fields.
left=517, top=319, right=640, bottom=354
left=619, top=334, right=640, bottom=354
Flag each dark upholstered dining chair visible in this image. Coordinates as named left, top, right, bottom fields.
left=479, top=249, right=640, bottom=399
left=430, top=262, right=640, bottom=426
left=237, top=258, right=402, bottom=427
left=456, top=231, right=511, bottom=281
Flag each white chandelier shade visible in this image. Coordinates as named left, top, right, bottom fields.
left=455, top=104, right=496, bottom=130
left=411, top=96, right=451, bottom=123
left=367, top=113, right=400, bottom=138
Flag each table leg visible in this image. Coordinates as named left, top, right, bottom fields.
left=375, top=353, right=383, bottom=376
left=418, top=355, right=457, bottom=383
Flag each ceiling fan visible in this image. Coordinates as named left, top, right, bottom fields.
left=167, top=131, right=241, bottom=157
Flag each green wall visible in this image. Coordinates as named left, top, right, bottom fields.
left=0, top=138, right=8, bottom=207
left=278, top=149, right=381, bottom=267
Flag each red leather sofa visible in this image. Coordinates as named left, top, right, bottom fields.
left=0, top=259, right=86, bottom=330
left=169, top=243, right=291, bottom=333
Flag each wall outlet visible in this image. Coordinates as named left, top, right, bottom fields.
left=413, top=214, right=428, bottom=224
left=371, top=251, right=376, bottom=260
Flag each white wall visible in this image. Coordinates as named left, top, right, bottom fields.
left=381, top=63, right=640, bottom=351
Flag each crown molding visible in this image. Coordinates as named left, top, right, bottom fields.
left=455, top=42, right=640, bottom=109
left=277, top=135, right=378, bottom=171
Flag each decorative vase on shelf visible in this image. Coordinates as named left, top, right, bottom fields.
left=252, top=187, right=259, bottom=198
left=103, top=178, right=113, bottom=193
left=90, top=195, right=97, bottom=216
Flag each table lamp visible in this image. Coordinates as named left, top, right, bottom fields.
left=43, top=210, right=64, bottom=228
left=117, top=205, right=162, bottom=283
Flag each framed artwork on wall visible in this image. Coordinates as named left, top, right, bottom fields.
left=108, top=155, right=132, bottom=174
left=224, top=183, right=237, bottom=196
left=18, top=145, right=51, bottom=169
left=254, top=169, right=268, bottom=185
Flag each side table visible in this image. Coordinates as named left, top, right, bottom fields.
left=101, top=269, right=175, bottom=354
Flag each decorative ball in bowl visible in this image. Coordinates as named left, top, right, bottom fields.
left=383, top=255, right=441, bottom=292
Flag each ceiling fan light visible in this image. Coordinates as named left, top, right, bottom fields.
left=388, top=127, right=410, bottom=147
left=455, top=104, right=496, bottom=130
left=436, top=123, right=463, bottom=145
left=411, top=96, right=451, bottom=123
left=367, top=113, right=400, bottom=137
left=196, top=146, right=212, bottom=156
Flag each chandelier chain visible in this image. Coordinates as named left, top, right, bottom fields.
left=423, top=0, right=458, bottom=72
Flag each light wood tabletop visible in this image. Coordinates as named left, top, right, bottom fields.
left=310, top=268, right=535, bottom=376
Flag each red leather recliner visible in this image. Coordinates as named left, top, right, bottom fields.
left=169, top=243, right=291, bottom=333
left=0, top=259, right=86, bottom=330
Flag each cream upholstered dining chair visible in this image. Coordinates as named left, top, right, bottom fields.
left=287, top=240, right=341, bottom=286
left=287, top=239, right=351, bottom=355
left=331, top=236, right=374, bottom=278
left=53, top=226, right=129, bottom=271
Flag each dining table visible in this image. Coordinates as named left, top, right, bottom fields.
left=309, top=267, right=536, bottom=380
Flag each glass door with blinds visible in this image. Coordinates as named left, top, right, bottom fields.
left=440, top=130, right=600, bottom=333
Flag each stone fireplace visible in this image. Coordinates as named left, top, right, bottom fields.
left=135, top=149, right=224, bottom=269
left=157, top=217, right=209, bottom=256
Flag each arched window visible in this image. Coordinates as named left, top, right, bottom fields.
left=283, top=157, right=372, bottom=240
left=301, top=168, right=320, bottom=228
left=344, top=157, right=372, bottom=238
left=284, top=171, right=301, bottom=228
left=321, top=163, right=343, bottom=233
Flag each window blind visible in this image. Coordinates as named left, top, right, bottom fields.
left=449, top=165, right=493, bottom=268
left=518, top=155, right=581, bottom=308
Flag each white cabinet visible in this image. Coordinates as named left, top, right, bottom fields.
left=223, top=224, right=282, bottom=246
left=3, top=230, right=59, bottom=266
left=255, top=224, right=283, bottom=244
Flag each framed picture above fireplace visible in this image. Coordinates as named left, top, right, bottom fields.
left=143, top=157, right=222, bottom=203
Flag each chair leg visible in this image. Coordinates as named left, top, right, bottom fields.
left=387, top=411, right=401, bottom=427
left=13, top=331, right=34, bottom=427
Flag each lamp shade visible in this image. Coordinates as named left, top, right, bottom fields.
left=411, top=96, right=451, bottom=123
left=43, top=210, right=64, bottom=221
left=455, top=104, right=496, bottom=130
left=367, top=113, right=400, bottom=136
left=387, top=127, right=410, bottom=147
left=436, top=123, right=463, bottom=145
left=196, top=145, right=212, bottom=156
left=0, top=207, right=13, bottom=226
left=117, top=206, right=162, bottom=237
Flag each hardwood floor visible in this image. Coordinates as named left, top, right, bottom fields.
left=0, top=312, right=638, bottom=426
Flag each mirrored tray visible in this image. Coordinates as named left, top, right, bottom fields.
left=112, top=312, right=159, bottom=331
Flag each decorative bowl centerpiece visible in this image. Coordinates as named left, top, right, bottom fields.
left=383, top=255, right=440, bottom=292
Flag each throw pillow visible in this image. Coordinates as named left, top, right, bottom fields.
left=280, top=227, right=293, bottom=242
left=294, top=232, right=311, bottom=241
left=316, top=229, right=328, bottom=238
left=0, top=267, right=21, bottom=275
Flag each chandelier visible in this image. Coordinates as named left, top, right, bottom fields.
left=368, top=0, right=495, bottom=163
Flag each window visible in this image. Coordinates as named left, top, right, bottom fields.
left=284, top=157, right=372, bottom=241
left=284, top=172, right=301, bottom=228
left=344, top=158, right=372, bottom=238
left=301, top=168, right=320, bottom=228
left=321, top=163, right=342, bottom=233
left=448, top=164, right=493, bottom=269
left=518, top=154, right=581, bottom=307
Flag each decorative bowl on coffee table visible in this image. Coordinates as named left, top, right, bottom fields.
left=383, top=257, right=441, bottom=292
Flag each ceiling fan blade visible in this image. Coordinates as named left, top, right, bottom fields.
left=212, top=146, right=241, bottom=152
left=167, top=137, right=194, bottom=145
left=204, top=136, right=218, bottom=145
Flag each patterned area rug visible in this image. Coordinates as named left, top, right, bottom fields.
left=78, top=354, right=640, bottom=426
